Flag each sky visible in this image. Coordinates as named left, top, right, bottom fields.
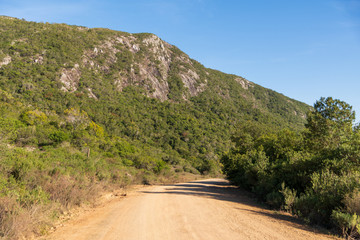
left=1, top=0, right=360, bottom=120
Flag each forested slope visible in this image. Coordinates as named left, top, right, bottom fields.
left=0, top=16, right=310, bottom=238
left=222, top=97, right=360, bottom=238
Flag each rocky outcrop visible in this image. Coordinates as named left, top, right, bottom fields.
left=139, top=35, right=207, bottom=100
left=142, top=34, right=172, bottom=79
left=59, top=33, right=207, bottom=101
left=0, top=55, right=11, bottom=67
left=87, top=88, right=98, bottom=100
left=32, top=54, right=44, bottom=64
left=235, top=77, right=253, bottom=90
left=180, top=69, right=206, bottom=97
left=59, top=64, right=81, bottom=92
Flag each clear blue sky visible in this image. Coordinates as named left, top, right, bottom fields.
left=1, top=0, right=360, bottom=120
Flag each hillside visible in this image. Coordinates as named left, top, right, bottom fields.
left=0, top=16, right=309, bottom=152
left=0, top=16, right=311, bottom=238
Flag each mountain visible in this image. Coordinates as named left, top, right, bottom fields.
left=0, top=15, right=311, bottom=171
left=0, top=16, right=313, bottom=237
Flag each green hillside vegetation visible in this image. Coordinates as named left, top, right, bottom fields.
left=222, top=97, right=360, bottom=239
left=0, top=16, right=311, bottom=238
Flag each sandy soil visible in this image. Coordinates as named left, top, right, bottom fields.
left=40, top=179, right=338, bottom=240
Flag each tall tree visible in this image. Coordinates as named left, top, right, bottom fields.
left=305, top=97, right=355, bottom=154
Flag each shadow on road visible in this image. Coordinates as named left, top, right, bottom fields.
left=143, top=180, right=265, bottom=209
left=140, top=179, right=332, bottom=236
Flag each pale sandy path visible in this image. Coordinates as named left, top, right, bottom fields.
left=42, top=179, right=338, bottom=240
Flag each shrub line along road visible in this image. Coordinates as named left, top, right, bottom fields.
left=43, top=179, right=337, bottom=240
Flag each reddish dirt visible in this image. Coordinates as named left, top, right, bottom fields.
left=41, top=179, right=339, bottom=240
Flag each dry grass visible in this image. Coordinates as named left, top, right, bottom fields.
left=0, top=170, right=205, bottom=239
left=344, top=191, right=360, bottom=215
left=43, top=175, right=101, bottom=209
left=0, top=174, right=106, bottom=239
left=0, top=197, right=51, bottom=240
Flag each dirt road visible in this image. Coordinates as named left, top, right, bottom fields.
left=43, top=179, right=337, bottom=240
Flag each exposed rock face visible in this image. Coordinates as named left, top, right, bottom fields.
left=180, top=69, right=206, bottom=97
left=33, top=55, right=44, bottom=64
left=87, top=88, right=98, bottom=100
left=138, top=64, right=170, bottom=101
left=139, top=35, right=174, bottom=100
left=59, top=64, right=81, bottom=92
left=235, top=78, right=253, bottom=90
left=0, top=55, right=11, bottom=67
left=294, top=110, right=306, bottom=119
left=137, top=34, right=207, bottom=100
left=142, top=34, right=172, bottom=77
left=73, top=33, right=207, bottom=101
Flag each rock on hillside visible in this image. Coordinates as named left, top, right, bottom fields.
left=0, top=16, right=310, bottom=131
left=59, top=32, right=207, bottom=101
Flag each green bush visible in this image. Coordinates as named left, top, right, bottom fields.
left=222, top=97, right=360, bottom=237
left=49, top=130, right=69, bottom=144
left=332, top=211, right=360, bottom=239
left=279, top=182, right=297, bottom=212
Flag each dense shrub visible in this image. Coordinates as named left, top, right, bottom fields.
left=222, top=97, right=360, bottom=237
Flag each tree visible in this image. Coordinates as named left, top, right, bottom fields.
left=305, top=97, right=355, bottom=154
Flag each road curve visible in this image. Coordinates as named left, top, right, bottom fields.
left=43, top=179, right=337, bottom=240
